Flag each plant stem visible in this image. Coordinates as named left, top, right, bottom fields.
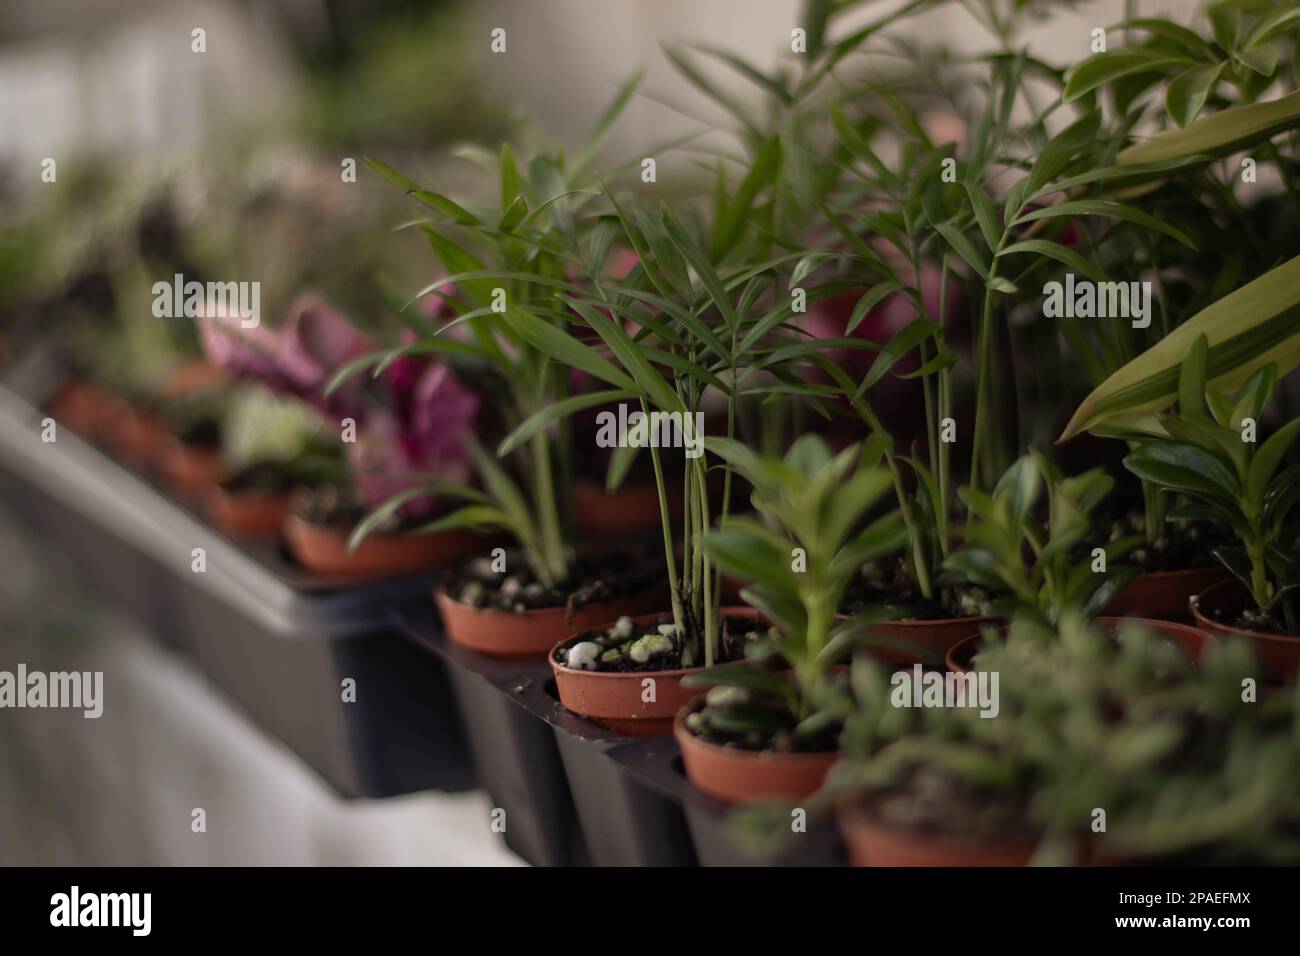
left=645, top=399, right=686, bottom=643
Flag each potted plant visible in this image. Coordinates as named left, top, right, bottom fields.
left=1094, top=335, right=1300, bottom=680
left=941, top=451, right=1210, bottom=670
left=347, top=88, right=673, bottom=653
left=199, top=293, right=484, bottom=576
left=831, top=610, right=1300, bottom=866
left=672, top=434, right=904, bottom=802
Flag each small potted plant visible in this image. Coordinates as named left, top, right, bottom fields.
left=673, top=435, right=904, bottom=802
left=1102, top=336, right=1300, bottom=680
left=942, top=451, right=1209, bottom=671
left=200, top=293, right=483, bottom=576
left=350, top=90, right=672, bottom=653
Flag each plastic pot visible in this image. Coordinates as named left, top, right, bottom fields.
left=550, top=608, right=760, bottom=735
left=48, top=380, right=119, bottom=440
left=160, top=438, right=225, bottom=499
left=1105, top=565, right=1231, bottom=620
left=286, top=514, right=479, bottom=578
left=203, top=485, right=293, bottom=538
left=107, top=403, right=171, bottom=471
left=674, top=699, right=838, bottom=804
left=864, top=614, right=999, bottom=666
left=839, top=809, right=1039, bottom=867
left=573, top=478, right=680, bottom=539
left=1191, top=579, right=1300, bottom=682
left=437, top=585, right=667, bottom=661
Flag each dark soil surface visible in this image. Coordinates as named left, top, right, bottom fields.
left=841, top=555, right=994, bottom=619
left=1203, top=595, right=1300, bottom=638
left=222, top=462, right=297, bottom=495
left=449, top=546, right=664, bottom=616
left=859, top=766, right=1040, bottom=844
left=683, top=689, right=839, bottom=754
left=1096, top=512, right=1227, bottom=573
left=553, top=610, right=763, bottom=672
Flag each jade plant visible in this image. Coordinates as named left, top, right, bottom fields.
left=1112, top=335, right=1300, bottom=634
left=943, top=452, right=1141, bottom=628
left=676, top=435, right=905, bottom=750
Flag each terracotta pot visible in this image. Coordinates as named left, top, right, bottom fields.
left=160, top=439, right=226, bottom=498
left=157, top=358, right=228, bottom=398
left=674, top=700, right=838, bottom=804
left=437, top=586, right=668, bottom=663
left=864, top=615, right=999, bottom=666
left=945, top=615, right=1214, bottom=674
left=108, top=405, right=171, bottom=470
left=1191, top=579, right=1300, bottom=682
left=204, top=485, right=293, bottom=538
left=549, top=608, right=759, bottom=735
left=48, top=381, right=119, bottom=440
left=285, top=514, right=479, bottom=578
left=574, top=479, right=682, bottom=539
left=840, top=808, right=1039, bottom=867
left=1105, top=565, right=1231, bottom=620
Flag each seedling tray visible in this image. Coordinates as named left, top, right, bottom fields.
left=0, top=362, right=472, bottom=799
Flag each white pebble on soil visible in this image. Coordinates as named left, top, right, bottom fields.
left=630, top=634, right=674, bottom=664
left=566, top=641, right=600, bottom=670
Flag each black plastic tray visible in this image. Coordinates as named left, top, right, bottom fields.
left=0, top=362, right=473, bottom=799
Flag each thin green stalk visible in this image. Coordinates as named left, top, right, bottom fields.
left=646, top=409, right=686, bottom=645
left=530, top=429, right=568, bottom=584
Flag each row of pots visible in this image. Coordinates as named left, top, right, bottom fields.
left=48, top=377, right=668, bottom=579
left=431, top=567, right=1298, bottom=866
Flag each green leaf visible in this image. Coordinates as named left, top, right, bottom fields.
left=1247, top=418, right=1300, bottom=506
left=364, top=157, right=479, bottom=225
left=501, top=143, right=520, bottom=206
left=997, top=239, right=1108, bottom=284
left=660, top=206, right=740, bottom=331
left=566, top=298, right=685, bottom=414
left=410, top=505, right=511, bottom=536
left=497, top=195, right=528, bottom=232
left=963, top=181, right=1002, bottom=253
left=1123, top=443, right=1241, bottom=501
left=700, top=528, right=798, bottom=590
left=713, top=136, right=782, bottom=261
left=1178, top=333, right=1209, bottom=419
left=1062, top=254, right=1300, bottom=440
left=1113, top=18, right=1218, bottom=60
left=498, top=306, right=637, bottom=393
left=934, top=222, right=989, bottom=279
left=846, top=281, right=905, bottom=334
left=1063, top=50, right=1194, bottom=102
left=1118, top=90, right=1300, bottom=164
left=347, top=487, right=432, bottom=553
left=1210, top=4, right=1242, bottom=53
left=1013, top=200, right=1197, bottom=248
left=1245, top=8, right=1300, bottom=47
left=1166, top=62, right=1225, bottom=128
left=1235, top=42, right=1280, bottom=77
left=857, top=318, right=941, bottom=396
left=499, top=389, right=634, bottom=457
